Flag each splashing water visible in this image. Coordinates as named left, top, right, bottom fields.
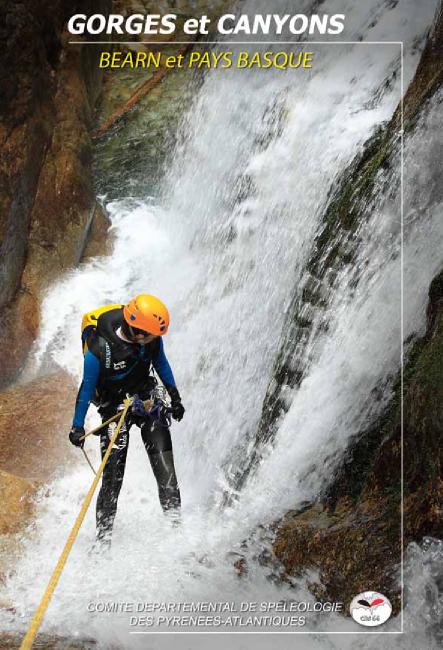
left=2, top=0, right=443, bottom=647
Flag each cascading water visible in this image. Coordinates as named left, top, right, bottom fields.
left=2, top=0, right=442, bottom=648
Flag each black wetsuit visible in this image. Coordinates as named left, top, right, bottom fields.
left=96, top=405, right=180, bottom=545
left=75, top=308, right=181, bottom=544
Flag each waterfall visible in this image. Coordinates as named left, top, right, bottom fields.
left=2, top=0, right=442, bottom=647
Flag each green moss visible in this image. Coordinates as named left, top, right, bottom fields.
left=325, top=268, right=443, bottom=510
left=313, top=126, right=394, bottom=268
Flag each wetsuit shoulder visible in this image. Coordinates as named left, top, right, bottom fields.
left=87, top=306, right=127, bottom=361
left=96, top=308, right=125, bottom=345
left=87, top=330, right=100, bottom=357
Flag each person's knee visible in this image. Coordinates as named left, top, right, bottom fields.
left=141, top=419, right=172, bottom=454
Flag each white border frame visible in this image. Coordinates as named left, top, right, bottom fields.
left=70, top=39, right=405, bottom=637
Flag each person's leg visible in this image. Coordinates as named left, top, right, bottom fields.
left=140, top=418, right=181, bottom=512
left=96, top=414, right=129, bottom=546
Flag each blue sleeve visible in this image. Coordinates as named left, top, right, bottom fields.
left=152, top=338, right=176, bottom=388
left=72, top=350, right=100, bottom=427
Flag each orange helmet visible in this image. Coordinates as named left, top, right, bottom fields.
left=123, top=294, right=169, bottom=336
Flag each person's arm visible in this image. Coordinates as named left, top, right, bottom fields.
left=72, top=350, right=100, bottom=428
left=152, top=339, right=185, bottom=421
left=152, top=337, right=176, bottom=389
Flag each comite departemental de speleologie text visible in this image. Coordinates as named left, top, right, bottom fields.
left=87, top=600, right=344, bottom=628
left=87, top=600, right=343, bottom=613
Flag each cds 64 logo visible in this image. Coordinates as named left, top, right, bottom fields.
left=350, top=592, right=392, bottom=627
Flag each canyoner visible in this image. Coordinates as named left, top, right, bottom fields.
left=69, top=294, right=185, bottom=549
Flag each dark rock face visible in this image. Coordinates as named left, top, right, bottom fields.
left=400, top=2, right=443, bottom=124
left=273, top=270, right=443, bottom=614
left=231, top=2, right=443, bottom=493
left=81, top=201, right=114, bottom=261
left=0, top=2, right=53, bottom=308
left=270, top=6, right=443, bottom=613
left=0, top=1, right=111, bottom=387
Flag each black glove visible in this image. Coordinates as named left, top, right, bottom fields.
left=69, top=426, right=85, bottom=448
left=171, top=401, right=185, bottom=422
left=166, top=386, right=185, bottom=422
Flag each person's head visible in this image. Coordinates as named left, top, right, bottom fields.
left=122, top=294, right=169, bottom=343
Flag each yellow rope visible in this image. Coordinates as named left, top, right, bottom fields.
left=19, top=399, right=132, bottom=650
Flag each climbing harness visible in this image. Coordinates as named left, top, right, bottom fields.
left=79, top=393, right=170, bottom=475
left=80, top=389, right=169, bottom=444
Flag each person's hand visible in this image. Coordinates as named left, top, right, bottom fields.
left=171, top=401, right=185, bottom=422
left=165, top=386, right=185, bottom=422
left=69, top=426, right=85, bottom=448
